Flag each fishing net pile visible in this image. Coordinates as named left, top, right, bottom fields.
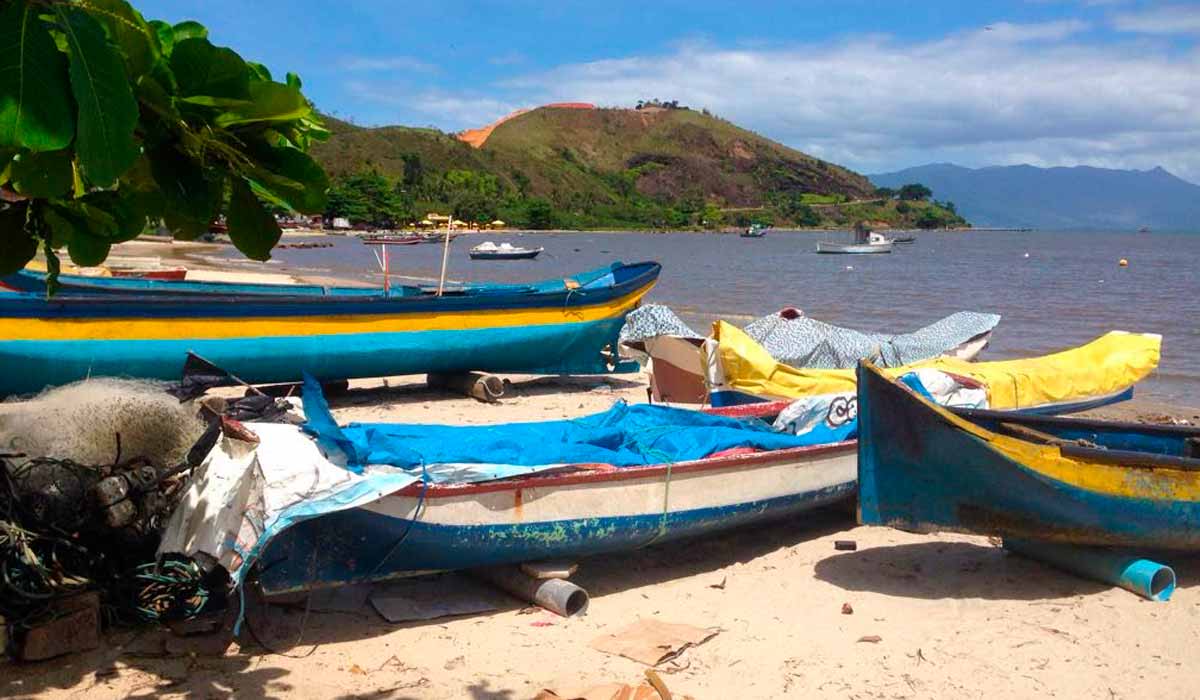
left=0, top=379, right=228, bottom=644
left=0, top=378, right=207, bottom=466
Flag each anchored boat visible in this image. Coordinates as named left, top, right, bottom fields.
left=469, top=241, right=544, bottom=260
left=816, top=231, right=893, bottom=254
left=0, top=261, right=660, bottom=396
left=856, top=361, right=1200, bottom=548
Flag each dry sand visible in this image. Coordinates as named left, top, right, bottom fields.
left=4, top=371, right=1198, bottom=700
left=5, top=239, right=1199, bottom=699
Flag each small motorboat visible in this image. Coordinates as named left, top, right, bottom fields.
left=740, top=224, right=770, bottom=238
left=816, top=231, right=893, bottom=254
left=469, top=241, right=543, bottom=260
left=890, top=234, right=916, bottom=244
left=856, top=360, right=1200, bottom=549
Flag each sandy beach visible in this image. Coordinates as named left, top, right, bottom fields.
left=3, top=368, right=1198, bottom=700
left=4, top=239, right=1199, bottom=699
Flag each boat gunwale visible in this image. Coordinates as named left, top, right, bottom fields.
left=387, top=439, right=858, bottom=498
left=0, top=262, right=662, bottom=318
left=951, top=406, right=1200, bottom=439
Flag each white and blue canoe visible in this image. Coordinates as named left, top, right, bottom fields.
left=254, top=404, right=856, bottom=595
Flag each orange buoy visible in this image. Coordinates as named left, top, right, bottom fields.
left=1119, top=258, right=1129, bottom=267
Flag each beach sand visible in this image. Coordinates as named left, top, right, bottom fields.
left=4, top=240, right=1198, bottom=699
left=4, top=371, right=1197, bottom=700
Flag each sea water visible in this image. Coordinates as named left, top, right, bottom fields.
left=225, top=229, right=1200, bottom=405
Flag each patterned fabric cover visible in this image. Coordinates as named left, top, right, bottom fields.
left=622, top=304, right=1000, bottom=369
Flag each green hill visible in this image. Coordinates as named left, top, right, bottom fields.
left=310, top=106, right=966, bottom=230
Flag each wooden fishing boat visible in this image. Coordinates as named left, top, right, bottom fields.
left=108, top=266, right=188, bottom=281
left=709, top=321, right=1161, bottom=412
left=4, top=262, right=614, bottom=298
left=255, top=417, right=857, bottom=594
left=857, top=361, right=1200, bottom=548
left=0, top=261, right=660, bottom=396
left=469, top=241, right=543, bottom=260
left=360, top=233, right=426, bottom=245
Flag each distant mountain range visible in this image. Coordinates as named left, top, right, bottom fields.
left=869, top=163, right=1200, bottom=231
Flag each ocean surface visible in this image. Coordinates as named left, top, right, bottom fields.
left=227, top=230, right=1200, bottom=405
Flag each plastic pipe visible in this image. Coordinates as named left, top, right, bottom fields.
left=1003, top=539, right=1176, bottom=602
left=472, top=566, right=590, bottom=617
left=427, top=372, right=506, bottom=403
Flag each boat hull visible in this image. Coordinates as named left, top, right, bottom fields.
left=857, top=363, right=1200, bottom=549
left=816, top=242, right=893, bottom=254
left=257, top=441, right=857, bottom=594
left=0, top=262, right=659, bottom=395
left=469, top=250, right=542, bottom=260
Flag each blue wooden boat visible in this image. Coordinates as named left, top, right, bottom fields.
left=2, top=266, right=593, bottom=298
left=0, top=261, right=660, bottom=396
left=857, top=361, right=1200, bottom=548
left=253, top=405, right=858, bottom=594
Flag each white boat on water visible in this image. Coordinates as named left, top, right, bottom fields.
left=816, top=231, right=893, bottom=254
left=469, top=241, right=544, bottom=260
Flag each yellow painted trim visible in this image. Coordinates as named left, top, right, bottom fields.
left=865, top=362, right=1200, bottom=502
left=1, top=282, right=655, bottom=342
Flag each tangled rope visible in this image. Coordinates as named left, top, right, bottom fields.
left=0, top=448, right=224, bottom=633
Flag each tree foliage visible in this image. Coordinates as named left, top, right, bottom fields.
left=0, top=0, right=329, bottom=282
left=897, top=183, right=933, bottom=201
left=324, top=171, right=411, bottom=226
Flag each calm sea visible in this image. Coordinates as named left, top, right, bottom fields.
left=226, top=230, right=1200, bottom=405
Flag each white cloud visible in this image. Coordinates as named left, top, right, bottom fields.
left=341, top=56, right=438, bottom=73
left=483, top=23, right=1200, bottom=181
left=344, top=81, right=516, bottom=129
left=1112, top=5, right=1200, bottom=35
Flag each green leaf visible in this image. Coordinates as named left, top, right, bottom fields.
left=215, top=81, right=310, bottom=127
left=178, top=95, right=252, bottom=109
left=226, top=178, right=280, bottom=261
left=171, top=37, right=249, bottom=99
left=0, top=0, right=75, bottom=152
left=10, top=149, right=73, bottom=198
left=245, top=135, right=329, bottom=213
left=0, top=203, right=37, bottom=275
left=148, top=144, right=220, bottom=239
left=171, top=20, right=208, bottom=42
left=248, top=61, right=272, bottom=82
left=84, top=0, right=159, bottom=77
left=149, top=19, right=173, bottom=56
left=79, top=190, right=148, bottom=242
left=57, top=6, right=140, bottom=187
left=43, top=204, right=112, bottom=267
left=0, top=149, right=14, bottom=185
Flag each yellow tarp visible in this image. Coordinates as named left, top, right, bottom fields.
left=707, top=321, right=1161, bottom=410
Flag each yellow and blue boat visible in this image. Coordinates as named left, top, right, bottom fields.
left=0, top=261, right=660, bottom=396
left=857, top=361, right=1200, bottom=548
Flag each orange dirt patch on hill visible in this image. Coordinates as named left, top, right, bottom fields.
left=457, top=103, right=595, bottom=148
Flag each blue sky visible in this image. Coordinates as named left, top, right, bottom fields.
left=137, top=1, right=1200, bottom=181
